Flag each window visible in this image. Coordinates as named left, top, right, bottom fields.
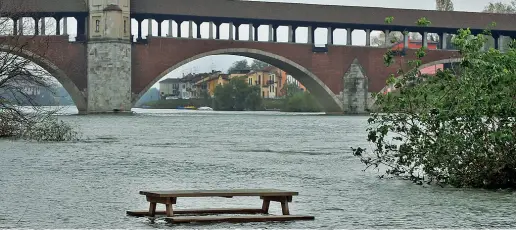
left=124, top=19, right=127, bottom=33
left=258, top=75, right=261, bottom=85
left=95, top=19, right=100, bottom=32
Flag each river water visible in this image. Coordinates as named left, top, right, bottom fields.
left=1, top=108, right=515, bottom=229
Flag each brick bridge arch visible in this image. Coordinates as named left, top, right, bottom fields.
left=132, top=38, right=459, bottom=113
left=133, top=47, right=344, bottom=112
left=0, top=36, right=87, bottom=113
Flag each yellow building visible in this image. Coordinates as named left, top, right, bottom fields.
left=245, top=66, right=282, bottom=98
left=195, top=72, right=230, bottom=96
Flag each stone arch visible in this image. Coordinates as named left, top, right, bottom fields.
left=379, top=58, right=463, bottom=94
left=0, top=45, right=87, bottom=113
left=135, top=48, right=344, bottom=113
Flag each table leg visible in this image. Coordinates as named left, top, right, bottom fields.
left=148, top=202, right=157, bottom=217
left=262, top=199, right=270, bottom=214
left=281, top=201, right=290, bottom=215
left=165, top=203, right=174, bottom=217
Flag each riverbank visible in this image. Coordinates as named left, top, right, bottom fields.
left=140, top=98, right=321, bottom=112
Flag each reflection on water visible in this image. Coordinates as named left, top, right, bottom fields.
left=0, top=109, right=515, bottom=228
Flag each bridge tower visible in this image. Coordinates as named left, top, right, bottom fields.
left=87, top=0, right=132, bottom=113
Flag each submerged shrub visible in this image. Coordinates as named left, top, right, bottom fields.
left=354, top=19, right=516, bottom=189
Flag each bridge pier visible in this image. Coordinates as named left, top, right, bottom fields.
left=86, top=0, right=132, bottom=113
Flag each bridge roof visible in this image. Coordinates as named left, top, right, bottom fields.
left=0, top=0, right=87, bottom=15
left=131, top=0, right=516, bottom=34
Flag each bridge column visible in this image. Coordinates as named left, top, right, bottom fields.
left=209, top=22, right=214, bottom=39
left=63, top=17, right=68, bottom=36
left=234, top=23, right=240, bottom=40
left=493, top=34, right=500, bottom=50
left=188, top=21, right=193, bottom=38
left=498, top=36, right=505, bottom=52
left=268, top=25, right=273, bottom=42
left=308, top=26, right=314, bottom=44
left=346, top=28, right=353, bottom=45
left=40, top=18, right=46, bottom=35
left=439, top=32, right=447, bottom=49
left=229, top=22, right=234, bottom=40
left=136, top=19, right=143, bottom=40
left=214, top=22, right=220, bottom=39
left=422, top=32, right=428, bottom=48
left=157, top=20, right=163, bottom=37
left=288, top=25, right=294, bottom=43
left=86, top=0, right=132, bottom=113
left=34, top=17, right=40, bottom=35
left=177, top=21, right=183, bottom=37
left=254, top=25, right=259, bottom=41
left=272, top=25, right=278, bottom=42
left=196, top=21, right=202, bottom=39
left=327, top=27, right=332, bottom=45
left=168, top=20, right=173, bottom=37
left=12, top=18, right=18, bottom=35
left=365, top=29, right=371, bottom=46
left=249, top=23, right=253, bottom=41
left=404, top=32, right=409, bottom=48
left=76, top=16, right=87, bottom=41
left=55, top=16, right=62, bottom=35
left=384, top=30, right=389, bottom=47
left=147, top=19, right=153, bottom=37
left=18, top=18, right=24, bottom=35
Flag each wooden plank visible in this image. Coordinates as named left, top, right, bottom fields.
left=139, top=189, right=298, bottom=198
left=261, top=196, right=293, bottom=202
left=127, top=208, right=266, bottom=217
left=166, top=215, right=315, bottom=223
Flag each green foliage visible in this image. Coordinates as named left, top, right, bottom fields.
left=213, top=77, right=263, bottom=111
left=228, top=59, right=272, bottom=73
left=227, top=60, right=250, bottom=73
left=354, top=18, right=516, bottom=189
left=384, top=16, right=394, bottom=24
left=416, top=17, right=431, bottom=26
left=250, top=60, right=271, bottom=71
left=280, top=83, right=321, bottom=112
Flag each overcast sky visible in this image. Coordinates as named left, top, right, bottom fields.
left=57, top=0, right=511, bottom=88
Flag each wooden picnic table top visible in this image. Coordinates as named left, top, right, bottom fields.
left=140, top=189, right=298, bottom=198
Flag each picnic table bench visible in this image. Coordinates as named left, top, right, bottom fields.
left=127, top=189, right=315, bottom=223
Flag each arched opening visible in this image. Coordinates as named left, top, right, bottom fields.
left=0, top=45, right=87, bottom=114
left=135, top=49, right=343, bottom=113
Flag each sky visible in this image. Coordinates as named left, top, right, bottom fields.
left=47, top=0, right=515, bottom=88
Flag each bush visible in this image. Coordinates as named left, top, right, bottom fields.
left=353, top=20, right=516, bottom=189
left=282, top=92, right=322, bottom=112
left=213, top=78, right=263, bottom=111
left=0, top=109, right=79, bottom=142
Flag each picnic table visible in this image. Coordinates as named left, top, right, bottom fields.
left=127, top=189, right=315, bottom=223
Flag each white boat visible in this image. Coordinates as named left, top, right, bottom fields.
left=198, top=107, right=213, bottom=111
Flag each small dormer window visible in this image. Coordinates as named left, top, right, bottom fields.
left=95, top=20, right=100, bottom=32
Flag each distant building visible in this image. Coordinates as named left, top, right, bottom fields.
left=159, top=78, right=181, bottom=98
left=244, top=66, right=283, bottom=99
left=195, top=71, right=230, bottom=96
